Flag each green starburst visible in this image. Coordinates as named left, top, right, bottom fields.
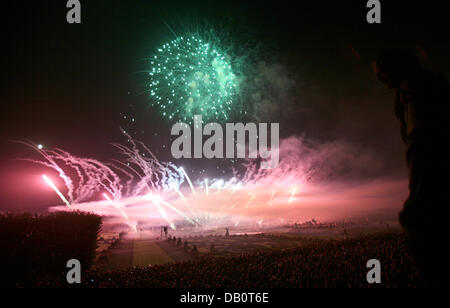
left=148, top=35, right=241, bottom=123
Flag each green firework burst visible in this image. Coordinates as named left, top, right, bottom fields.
left=148, top=34, right=243, bottom=123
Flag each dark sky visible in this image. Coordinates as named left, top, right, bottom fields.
left=1, top=0, right=449, bottom=211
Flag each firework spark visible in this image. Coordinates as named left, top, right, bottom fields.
left=268, top=189, right=276, bottom=206
left=180, top=167, right=196, bottom=195
left=289, top=188, right=297, bottom=204
left=147, top=194, right=175, bottom=230
left=42, top=174, right=71, bottom=208
left=103, top=193, right=136, bottom=232
left=245, top=193, right=256, bottom=208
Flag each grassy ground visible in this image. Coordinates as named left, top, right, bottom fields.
left=132, top=240, right=174, bottom=266
left=95, top=237, right=193, bottom=269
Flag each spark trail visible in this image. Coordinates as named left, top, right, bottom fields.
left=42, top=175, right=71, bottom=208
left=148, top=194, right=175, bottom=230
left=180, top=167, right=196, bottom=195
left=289, top=188, right=297, bottom=204
left=103, top=193, right=136, bottom=232
left=20, top=135, right=405, bottom=231
left=268, top=189, right=276, bottom=206
left=245, top=193, right=256, bottom=208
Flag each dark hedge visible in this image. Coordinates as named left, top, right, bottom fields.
left=0, top=211, right=102, bottom=286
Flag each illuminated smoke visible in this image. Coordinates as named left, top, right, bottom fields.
left=20, top=134, right=407, bottom=231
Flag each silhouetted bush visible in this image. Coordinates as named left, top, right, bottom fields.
left=0, top=211, right=102, bottom=286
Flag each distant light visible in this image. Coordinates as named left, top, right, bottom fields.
left=37, top=144, right=43, bottom=149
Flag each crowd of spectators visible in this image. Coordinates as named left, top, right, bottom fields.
left=18, top=231, right=421, bottom=288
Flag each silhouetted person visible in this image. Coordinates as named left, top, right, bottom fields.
left=376, top=49, right=450, bottom=287
left=192, top=245, right=199, bottom=257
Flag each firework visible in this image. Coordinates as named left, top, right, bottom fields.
left=147, top=34, right=242, bottom=123
left=245, top=193, right=256, bottom=208
left=22, top=135, right=404, bottom=232
left=288, top=188, right=297, bottom=204
left=25, top=136, right=309, bottom=230
left=160, top=199, right=197, bottom=226
left=103, top=193, right=136, bottom=232
left=180, top=167, right=196, bottom=195
left=42, top=174, right=71, bottom=208
left=147, top=194, right=175, bottom=230
left=268, top=189, right=276, bottom=206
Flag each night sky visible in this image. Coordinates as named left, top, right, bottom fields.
left=2, top=0, right=449, bottom=212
